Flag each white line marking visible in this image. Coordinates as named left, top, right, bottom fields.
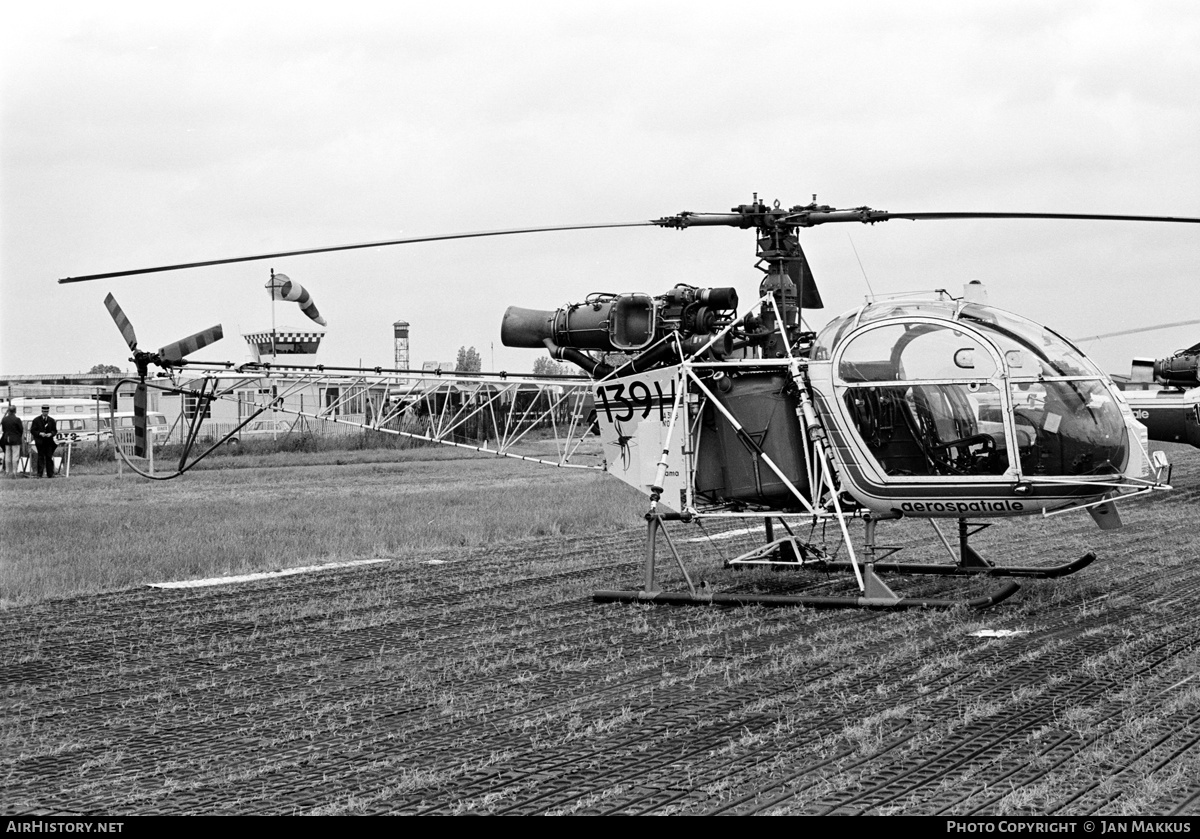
left=1158, top=672, right=1199, bottom=696
left=680, top=527, right=758, bottom=543
left=148, top=558, right=391, bottom=589
left=968, top=629, right=1030, bottom=638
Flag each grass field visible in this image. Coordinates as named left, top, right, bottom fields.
left=0, top=446, right=644, bottom=607
left=2, top=442, right=1198, bottom=815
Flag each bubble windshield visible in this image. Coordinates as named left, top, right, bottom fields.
left=956, top=303, right=1103, bottom=378
left=821, top=298, right=1127, bottom=479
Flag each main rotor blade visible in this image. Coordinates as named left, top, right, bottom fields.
left=58, top=221, right=656, bottom=283
left=1076, top=318, right=1200, bottom=343
left=103, top=293, right=138, bottom=349
left=158, top=325, right=224, bottom=363
left=857, top=211, right=1200, bottom=225
left=62, top=208, right=1200, bottom=284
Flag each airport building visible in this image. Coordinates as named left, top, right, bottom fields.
left=0, top=321, right=513, bottom=447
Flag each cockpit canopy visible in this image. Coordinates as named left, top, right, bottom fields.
left=814, top=297, right=1128, bottom=480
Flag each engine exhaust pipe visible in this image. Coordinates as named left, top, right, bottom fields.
left=501, top=305, right=614, bottom=351
left=501, top=307, right=557, bottom=349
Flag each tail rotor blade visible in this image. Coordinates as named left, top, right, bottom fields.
left=104, top=293, right=138, bottom=350
left=133, top=384, right=147, bottom=459
left=158, top=325, right=224, bottom=363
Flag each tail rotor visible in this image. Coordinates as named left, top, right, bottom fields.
left=102, top=293, right=224, bottom=460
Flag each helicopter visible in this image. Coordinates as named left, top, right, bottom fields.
left=58, top=196, right=1200, bottom=609
left=1069, top=320, right=1200, bottom=450
left=1123, top=342, right=1200, bottom=449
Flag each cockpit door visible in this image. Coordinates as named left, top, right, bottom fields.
left=832, top=319, right=1015, bottom=480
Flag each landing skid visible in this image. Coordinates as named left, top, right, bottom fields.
left=812, top=553, right=1096, bottom=579
left=594, top=514, right=1021, bottom=612
left=593, top=580, right=1021, bottom=611
left=728, top=517, right=1096, bottom=580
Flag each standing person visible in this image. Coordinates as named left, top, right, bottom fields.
left=30, top=405, right=58, bottom=478
left=1, top=406, right=22, bottom=477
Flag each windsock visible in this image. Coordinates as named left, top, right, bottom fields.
left=266, top=273, right=327, bottom=326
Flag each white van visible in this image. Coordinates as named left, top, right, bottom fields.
left=3, top=397, right=169, bottom=444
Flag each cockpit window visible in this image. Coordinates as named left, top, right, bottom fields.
left=838, top=323, right=997, bottom=382
left=812, top=314, right=855, bottom=361
left=843, top=383, right=1012, bottom=476
left=959, top=304, right=1100, bottom=378
left=830, top=306, right=1127, bottom=480
left=813, top=300, right=959, bottom=361
left=1010, top=379, right=1127, bottom=475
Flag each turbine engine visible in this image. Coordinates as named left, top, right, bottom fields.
left=501, top=285, right=739, bottom=376
left=1132, top=342, right=1200, bottom=388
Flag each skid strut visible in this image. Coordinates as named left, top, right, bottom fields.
left=815, top=517, right=1097, bottom=579
left=593, top=513, right=1021, bottom=611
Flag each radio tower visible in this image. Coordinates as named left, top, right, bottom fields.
left=393, top=321, right=410, bottom=370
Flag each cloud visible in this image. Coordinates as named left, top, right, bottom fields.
left=2, top=2, right=1197, bottom=376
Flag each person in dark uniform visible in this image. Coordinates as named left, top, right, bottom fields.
left=30, top=405, right=58, bottom=478
left=2, top=406, right=23, bottom=477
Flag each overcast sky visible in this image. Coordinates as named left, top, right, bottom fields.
left=2, top=1, right=1198, bottom=378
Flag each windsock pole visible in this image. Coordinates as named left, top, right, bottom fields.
left=269, top=269, right=278, bottom=360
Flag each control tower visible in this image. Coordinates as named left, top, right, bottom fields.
left=244, top=328, right=325, bottom=363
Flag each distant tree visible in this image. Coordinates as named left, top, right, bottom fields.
left=455, top=346, right=482, bottom=373
left=532, top=356, right=568, bottom=377
left=88, top=364, right=123, bottom=375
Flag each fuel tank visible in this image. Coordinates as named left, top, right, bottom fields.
left=693, top=372, right=811, bottom=509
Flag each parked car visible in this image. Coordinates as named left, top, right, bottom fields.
left=225, top=418, right=297, bottom=446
